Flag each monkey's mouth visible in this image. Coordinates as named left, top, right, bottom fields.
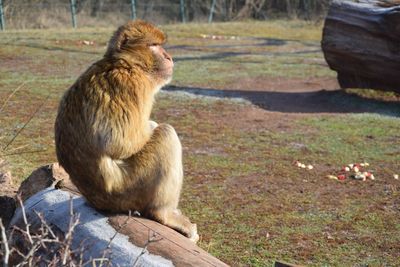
left=155, top=65, right=174, bottom=77
left=163, top=61, right=174, bottom=74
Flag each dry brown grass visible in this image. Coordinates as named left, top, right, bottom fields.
left=3, top=2, right=129, bottom=29
left=1, top=1, right=182, bottom=29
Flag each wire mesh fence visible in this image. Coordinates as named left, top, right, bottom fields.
left=0, top=0, right=331, bottom=30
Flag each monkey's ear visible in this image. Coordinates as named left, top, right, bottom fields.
left=120, top=34, right=130, bottom=48
left=119, top=33, right=146, bottom=50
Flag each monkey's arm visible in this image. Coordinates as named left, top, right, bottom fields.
left=82, top=76, right=150, bottom=159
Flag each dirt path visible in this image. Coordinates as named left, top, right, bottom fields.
left=166, top=77, right=400, bottom=115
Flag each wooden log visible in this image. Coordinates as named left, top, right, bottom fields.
left=321, top=0, right=400, bottom=93
left=9, top=164, right=229, bottom=267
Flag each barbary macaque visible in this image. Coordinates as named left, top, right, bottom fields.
left=55, top=20, right=198, bottom=242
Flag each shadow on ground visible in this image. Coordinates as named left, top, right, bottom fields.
left=170, top=37, right=320, bottom=62
left=164, top=85, right=400, bottom=116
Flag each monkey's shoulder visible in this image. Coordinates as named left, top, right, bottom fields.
left=75, top=59, right=150, bottom=96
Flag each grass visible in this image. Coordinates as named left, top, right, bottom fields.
left=294, top=114, right=400, bottom=165
left=163, top=20, right=324, bottom=40
left=1, top=21, right=400, bottom=266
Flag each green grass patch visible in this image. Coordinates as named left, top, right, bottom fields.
left=163, top=20, right=324, bottom=41
left=297, top=114, right=400, bottom=164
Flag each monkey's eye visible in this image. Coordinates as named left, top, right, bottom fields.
left=149, top=43, right=159, bottom=47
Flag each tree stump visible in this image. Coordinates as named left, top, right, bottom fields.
left=321, top=0, right=400, bottom=92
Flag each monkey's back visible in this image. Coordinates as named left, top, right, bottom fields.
left=55, top=58, right=155, bottom=210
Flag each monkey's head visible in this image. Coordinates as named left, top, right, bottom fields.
left=105, top=20, right=174, bottom=86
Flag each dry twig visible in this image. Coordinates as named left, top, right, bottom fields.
left=0, top=219, right=10, bottom=267
left=16, top=195, right=33, bottom=245
left=62, top=196, right=80, bottom=265
left=2, top=93, right=51, bottom=151
left=132, top=230, right=163, bottom=267
left=1, top=195, right=100, bottom=266
left=99, top=210, right=132, bottom=267
left=0, top=82, right=26, bottom=114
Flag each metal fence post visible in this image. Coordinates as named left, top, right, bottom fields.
left=302, top=0, right=310, bottom=20
left=0, top=0, right=5, bottom=31
left=130, top=0, right=136, bottom=20
left=180, top=0, right=186, bottom=23
left=208, top=0, right=216, bottom=23
left=70, top=0, right=77, bottom=28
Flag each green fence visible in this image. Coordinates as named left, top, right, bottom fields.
left=0, top=0, right=330, bottom=30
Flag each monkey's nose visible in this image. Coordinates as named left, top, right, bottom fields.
left=164, top=52, right=172, bottom=62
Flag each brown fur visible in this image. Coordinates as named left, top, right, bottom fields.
left=377, top=0, right=400, bottom=7
left=55, top=20, right=198, bottom=242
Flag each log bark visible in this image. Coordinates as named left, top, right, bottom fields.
left=321, top=0, right=400, bottom=92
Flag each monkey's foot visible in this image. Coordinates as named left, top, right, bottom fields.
left=150, top=208, right=199, bottom=243
left=189, top=232, right=200, bottom=243
left=188, top=223, right=199, bottom=243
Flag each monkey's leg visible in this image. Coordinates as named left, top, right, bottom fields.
left=125, top=123, right=198, bottom=242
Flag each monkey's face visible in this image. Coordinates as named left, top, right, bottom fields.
left=105, top=20, right=174, bottom=86
left=150, top=44, right=174, bottom=85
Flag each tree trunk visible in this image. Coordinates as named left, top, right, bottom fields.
left=321, top=0, right=400, bottom=92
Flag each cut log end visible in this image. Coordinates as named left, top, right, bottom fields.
left=322, top=0, right=400, bottom=93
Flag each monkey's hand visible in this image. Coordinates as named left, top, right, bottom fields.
left=149, top=120, right=159, bottom=131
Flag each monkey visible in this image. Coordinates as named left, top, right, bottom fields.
left=54, top=20, right=199, bottom=242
